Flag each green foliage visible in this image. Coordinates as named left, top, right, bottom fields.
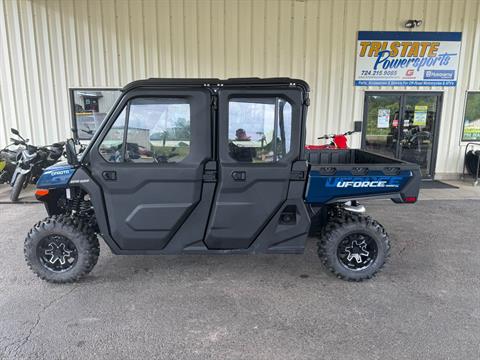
left=462, top=93, right=480, bottom=141
left=465, top=93, right=480, bottom=122
left=366, top=97, right=399, bottom=136
left=150, top=118, right=190, bottom=142
left=151, top=145, right=189, bottom=158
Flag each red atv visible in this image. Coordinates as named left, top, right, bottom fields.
left=305, top=130, right=357, bottom=150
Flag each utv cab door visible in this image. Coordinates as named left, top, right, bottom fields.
left=204, top=86, right=306, bottom=250
left=89, top=87, right=213, bottom=252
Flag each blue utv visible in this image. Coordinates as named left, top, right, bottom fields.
left=25, top=78, right=420, bottom=283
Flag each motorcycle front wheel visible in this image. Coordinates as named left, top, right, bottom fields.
left=10, top=173, right=26, bottom=202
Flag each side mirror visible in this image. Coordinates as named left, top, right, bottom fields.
left=65, top=139, right=79, bottom=166
left=11, top=128, right=19, bottom=135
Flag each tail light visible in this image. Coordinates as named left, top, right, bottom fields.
left=35, top=189, right=49, bottom=198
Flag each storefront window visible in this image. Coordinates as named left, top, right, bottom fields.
left=462, top=92, right=480, bottom=142
left=70, top=89, right=121, bottom=140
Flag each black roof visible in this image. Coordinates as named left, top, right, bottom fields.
left=122, top=77, right=310, bottom=92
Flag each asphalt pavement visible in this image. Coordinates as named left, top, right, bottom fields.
left=0, top=199, right=479, bottom=359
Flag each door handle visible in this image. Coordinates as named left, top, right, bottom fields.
left=102, top=171, right=117, bottom=181
left=231, top=171, right=246, bottom=181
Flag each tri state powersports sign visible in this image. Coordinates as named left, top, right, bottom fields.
left=355, top=31, right=462, bottom=86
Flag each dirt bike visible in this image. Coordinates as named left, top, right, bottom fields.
left=305, top=130, right=357, bottom=150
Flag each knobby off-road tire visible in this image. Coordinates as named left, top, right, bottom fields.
left=24, top=215, right=100, bottom=283
left=317, top=213, right=390, bottom=281
left=10, top=173, right=25, bottom=202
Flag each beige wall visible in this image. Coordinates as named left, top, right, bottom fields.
left=1, top=0, right=479, bottom=176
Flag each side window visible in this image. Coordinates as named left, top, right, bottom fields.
left=71, top=89, right=121, bottom=140
left=99, top=107, right=126, bottom=163
left=98, top=98, right=191, bottom=164
left=228, top=97, right=292, bottom=163
left=126, top=98, right=190, bottom=163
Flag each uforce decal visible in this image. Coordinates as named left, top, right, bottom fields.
left=325, top=176, right=403, bottom=188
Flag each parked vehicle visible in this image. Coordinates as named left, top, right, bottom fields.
left=0, top=143, right=22, bottom=184
left=399, top=129, right=432, bottom=170
left=305, top=130, right=357, bottom=150
left=463, top=143, right=480, bottom=186
left=25, top=78, right=420, bottom=284
left=9, top=128, right=64, bottom=202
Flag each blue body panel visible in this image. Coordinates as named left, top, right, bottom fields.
left=36, top=162, right=76, bottom=189
left=305, top=170, right=413, bottom=204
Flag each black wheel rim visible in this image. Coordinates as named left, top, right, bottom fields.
left=37, top=235, right=78, bottom=272
left=337, top=233, right=378, bottom=271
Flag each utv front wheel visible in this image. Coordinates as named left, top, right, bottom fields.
left=24, top=215, right=100, bottom=283
left=317, top=214, right=390, bottom=281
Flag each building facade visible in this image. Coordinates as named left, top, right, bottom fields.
left=1, top=0, right=479, bottom=178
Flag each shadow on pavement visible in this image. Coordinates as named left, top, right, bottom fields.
left=0, top=184, right=38, bottom=204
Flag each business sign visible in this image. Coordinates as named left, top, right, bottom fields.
left=355, top=31, right=462, bottom=86
left=413, top=105, right=428, bottom=126
left=377, top=109, right=390, bottom=128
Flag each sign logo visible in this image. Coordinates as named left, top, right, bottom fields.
left=355, top=31, right=462, bottom=87
left=424, top=69, right=455, bottom=79
left=50, top=170, right=71, bottom=176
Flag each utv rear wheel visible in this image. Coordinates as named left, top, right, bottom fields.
left=317, top=214, right=390, bottom=281
left=24, top=215, right=100, bottom=283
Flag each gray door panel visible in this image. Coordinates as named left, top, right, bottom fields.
left=204, top=87, right=304, bottom=250
left=205, top=164, right=290, bottom=249
left=98, top=165, right=203, bottom=250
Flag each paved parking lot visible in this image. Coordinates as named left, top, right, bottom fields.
left=1, top=199, right=480, bottom=360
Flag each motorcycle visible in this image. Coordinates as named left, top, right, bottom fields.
left=9, top=128, right=64, bottom=202
left=0, top=143, right=23, bottom=184
left=305, top=130, right=357, bottom=150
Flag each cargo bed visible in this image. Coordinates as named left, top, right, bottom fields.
left=305, top=149, right=421, bottom=204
